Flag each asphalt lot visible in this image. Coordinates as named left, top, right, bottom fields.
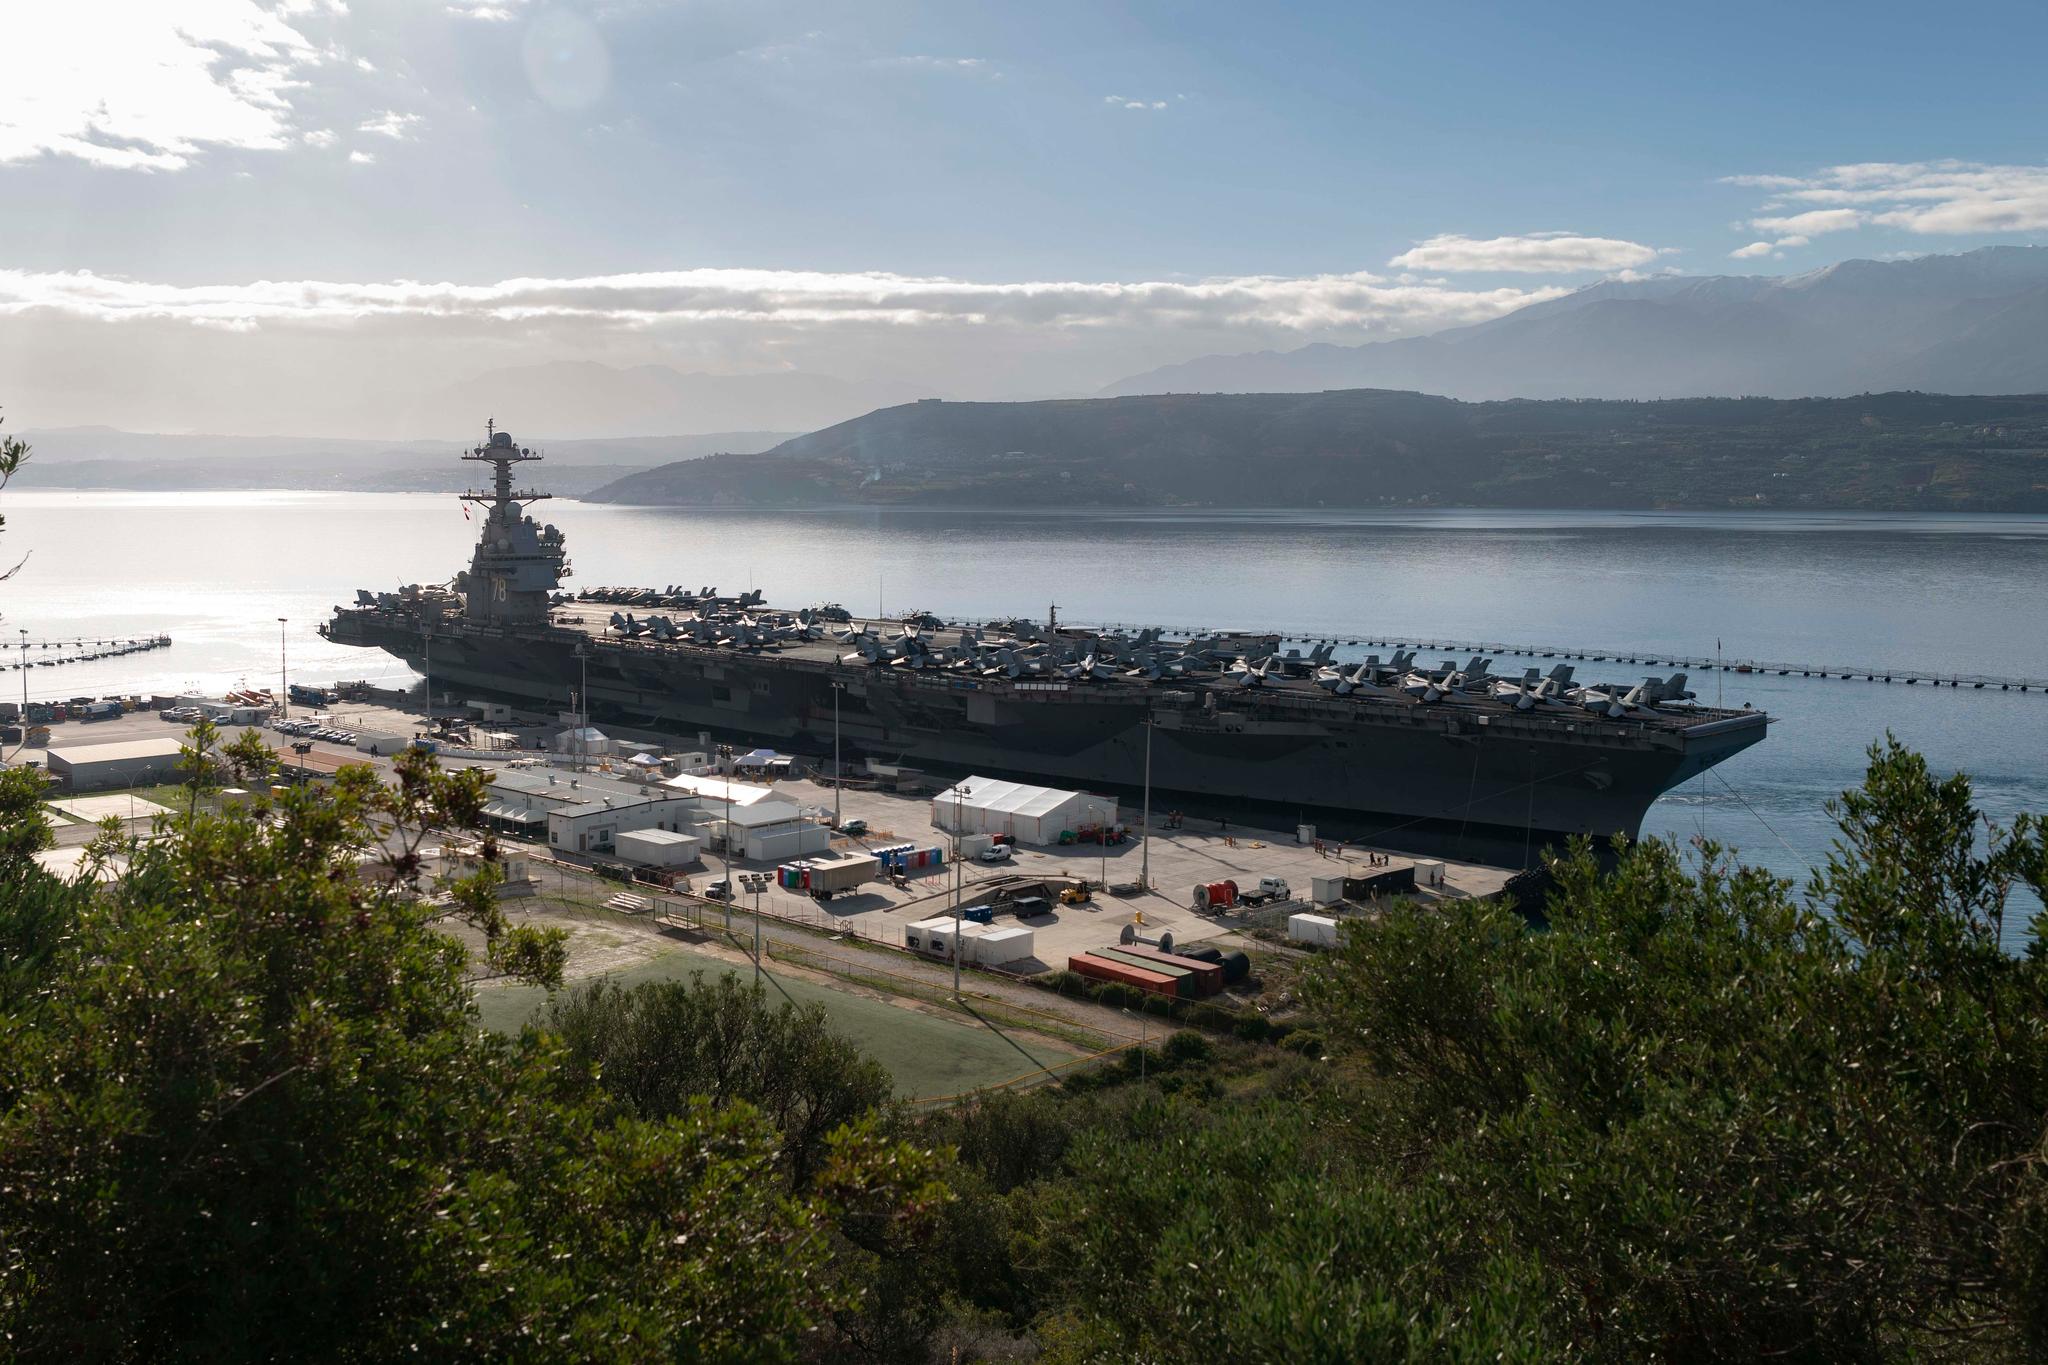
left=23, top=700, right=1512, bottom=977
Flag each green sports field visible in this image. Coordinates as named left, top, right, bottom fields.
left=475, top=944, right=1083, bottom=1101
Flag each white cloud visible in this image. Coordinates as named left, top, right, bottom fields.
left=348, top=149, right=375, bottom=164
left=1727, top=160, right=2048, bottom=236
left=0, top=2, right=320, bottom=171
left=1729, top=241, right=1779, bottom=260
left=882, top=55, right=995, bottom=75
left=302, top=127, right=338, bottom=148
left=1387, top=232, right=1668, bottom=274
left=1748, top=208, right=1863, bottom=237
left=0, top=264, right=1563, bottom=336
left=445, top=0, right=522, bottom=18
left=1103, top=95, right=1169, bottom=111
left=357, top=110, right=422, bottom=140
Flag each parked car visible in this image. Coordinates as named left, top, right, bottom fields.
left=978, top=843, right=1013, bottom=863
left=836, top=818, right=868, bottom=837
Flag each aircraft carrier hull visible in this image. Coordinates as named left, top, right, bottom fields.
left=327, top=612, right=1768, bottom=867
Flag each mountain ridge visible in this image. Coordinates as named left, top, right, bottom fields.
left=584, top=387, right=2048, bottom=513
left=1102, top=246, right=2048, bottom=401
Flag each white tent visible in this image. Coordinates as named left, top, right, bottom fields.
left=930, top=776, right=1117, bottom=847
left=553, top=725, right=610, bottom=756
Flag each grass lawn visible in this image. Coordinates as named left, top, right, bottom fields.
left=476, top=944, right=1083, bottom=1101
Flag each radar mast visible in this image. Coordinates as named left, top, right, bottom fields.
left=457, top=422, right=570, bottom=624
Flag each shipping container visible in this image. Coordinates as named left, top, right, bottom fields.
left=780, top=851, right=876, bottom=895
left=1092, top=946, right=1199, bottom=998
left=1105, top=942, right=1225, bottom=996
left=1342, top=866, right=1416, bottom=899
left=1067, top=952, right=1179, bottom=999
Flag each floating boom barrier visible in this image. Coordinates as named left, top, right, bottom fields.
left=3, top=634, right=174, bottom=671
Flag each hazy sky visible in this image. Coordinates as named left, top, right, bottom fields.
left=6, top=0, right=2048, bottom=435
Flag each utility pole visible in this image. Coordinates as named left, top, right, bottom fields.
left=952, top=781, right=970, bottom=999
left=420, top=627, right=433, bottom=731
left=831, top=678, right=843, bottom=830
left=13, top=630, right=24, bottom=759
left=278, top=618, right=289, bottom=718
left=1140, top=717, right=1153, bottom=890
left=579, top=644, right=590, bottom=773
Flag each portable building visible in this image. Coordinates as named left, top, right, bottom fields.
left=1286, top=912, right=1341, bottom=948
left=1414, top=858, right=1446, bottom=888
left=615, top=828, right=702, bottom=869
left=44, top=736, right=186, bottom=791
left=1342, top=865, right=1417, bottom=899
left=1311, top=874, right=1346, bottom=906
left=904, top=916, right=965, bottom=960
left=931, top=776, right=1117, bottom=847
left=974, top=925, right=1036, bottom=966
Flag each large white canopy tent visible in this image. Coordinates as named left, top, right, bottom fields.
left=930, top=776, right=1117, bottom=847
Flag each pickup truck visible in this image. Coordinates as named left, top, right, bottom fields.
left=1236, top=876, right=1294, bottom=907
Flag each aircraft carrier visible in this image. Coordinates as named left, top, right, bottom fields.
left=322, top=426, right=1770, bottom=866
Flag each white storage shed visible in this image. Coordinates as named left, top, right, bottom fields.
left=44, top=736, right=186, bottom=791
left=1286, top=912, right=1341, bottom=948
left=615, top=828, right=702, bottom=869
left=930, top=776, right=1117, bottom=847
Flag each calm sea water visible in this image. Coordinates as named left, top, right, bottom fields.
left=8, top=491, right=2046, bottom=935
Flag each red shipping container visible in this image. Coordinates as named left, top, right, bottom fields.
left=1108, top=943, right=1225, bottom=996
left=1067, top=952, right=1179, bottom=999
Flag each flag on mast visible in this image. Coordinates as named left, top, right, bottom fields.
left=460, top=499, right=470, bottom=521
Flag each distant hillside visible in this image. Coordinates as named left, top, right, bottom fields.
left=1104, top=246, right=2048, bottom=402
left=15, top=428, right=795, bottom=495
left=584, top=389, right=2048, bottom=512
left=396, top=361, right=927, bottom=438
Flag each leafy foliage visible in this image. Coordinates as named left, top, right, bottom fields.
left=1309, top=736, right=2048, bottom=1358
left=546, top=972, right=896, bottom=1183
left=3, top=721, right=2044, bottom=1362
left=0, top=747, right=947, bottom=1360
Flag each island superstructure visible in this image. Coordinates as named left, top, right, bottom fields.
left=324, top=425, right=1769, bottom=865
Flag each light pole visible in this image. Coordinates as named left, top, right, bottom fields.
left=952, top=782, right=970, bottom=998
left=277, top=617, right=288, bottom=718
left=721, top=771, right=734, bottom=934
left=1140, top=717, right=1153, bottom=891
left=1087, top=802, right=1109, bottom=890
left=420, top=627, right=433, bottom=731
left=13, top=630, right=24, bottom=760
left=742, top=871, right=770, bottom=983
left=830, top=678, right=843, bottom=830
